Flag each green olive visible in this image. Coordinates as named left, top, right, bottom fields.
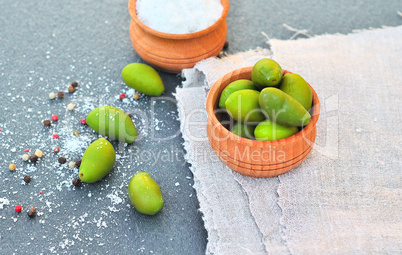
left=254, top=120, right=298, bottom=141
left=79, top=138, right=116, bottom=183
left=122, top=63, right=164, bottom=96
left=86, top=106, right=137, bottom=144
left=231, top=122, right=255, bottom=139
left=128, top=172, right=164, bottom=215
left=225, top=90, right=265, bottom=123
left=279, top=73, right=312, bottom=111
left=219, top=79, right=256, bottom=108
left=251, top=58, right=283, bottom=89
left=259, top=87, right=311, bottom=127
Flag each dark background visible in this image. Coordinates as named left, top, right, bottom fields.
left=0, top=0, right=401, bottom=254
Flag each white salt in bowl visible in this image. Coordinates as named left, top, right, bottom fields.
left=128, top=0, right=229, bottom=73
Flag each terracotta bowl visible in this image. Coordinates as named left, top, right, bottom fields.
left=128, top=0, right=229, bottom=73
left=206, top=67, right=320, bottom=178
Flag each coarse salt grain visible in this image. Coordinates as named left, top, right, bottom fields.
left=136, top=0, right=223, bottom=34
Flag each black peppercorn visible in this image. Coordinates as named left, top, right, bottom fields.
left=75, top=159, right=82, bottom=168
left=24, top=175, right=31, bottom=183
left=57, top=91, right=64, bottom=98
left=72, top=178, right=82, bottom=187
left=43, top=120, right=51, bottom=127
left=58, top=157, right=67, bottom=164
left=71, top=81, right=78, bottom=88
left=223, top=41, right=229, bottom=49
left=30, top=155, right=38, bottom=163
left=27, top=206, right=36, bottom=218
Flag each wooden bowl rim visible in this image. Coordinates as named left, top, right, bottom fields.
left=128, top=0, right=229, bottom=40
left=206, top=66, right=321, bottom=148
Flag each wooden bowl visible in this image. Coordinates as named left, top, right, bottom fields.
left=128, top=0, right=229, bottom=73
left=206, top=67, right=320, bottom=178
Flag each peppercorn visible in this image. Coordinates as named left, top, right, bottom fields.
left=35, top=150, right=43, bottom=158
left=68, top=161, right=76, bottom=168
left=54, top=147, right=60, bottom=153
left=57, top=91, right=64, bottom=98
left=52, top=134, right=59, bottom=139
left=133, top=93, right=139, bottom=100
left=68, top=85, right=75, bottom=93
left=24, top=175, right=31, bottom=183
left=79, top=119, right=86, bottom=125
left=119, top=93, right=126, bottom=100
left=9, top=163, right=16, bottom=171
left=49, top=92, right=56, bottom=100
left=27, top=206, right=36, bottom=218
left=75, top=159, right=82, bottom=168
left=24, top=149, right=29, bottom=152
left=58, top=157, right=67, bottom=164
left=67, top=103, right=74, bottom=111
left=51, top=115, right=58, bottom=121
left=71, top=81, right=78, bottom=88
left=43, top=120, right=51, bottom=127
left=15, top=205, right=22, bottom=212
left=127, top=113, right=133, bottom=118
left=72, top=178, right=82, bottom=187
left=30, top=155, right=38, bottom=163
left=22, top=154, right=30, bottom=161
left=73, top=130, right=79, bottom=136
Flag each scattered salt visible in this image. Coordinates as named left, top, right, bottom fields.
left=136, top=0, right=223, bottom=34
left=0, top=197, right=10, bottom=209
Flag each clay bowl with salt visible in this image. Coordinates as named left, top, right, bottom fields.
left=206, top=67, right=321, bottom=178
left=128, top=0, right=229, bottom=73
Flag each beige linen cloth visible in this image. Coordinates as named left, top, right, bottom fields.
left=175, top=26, right=402, bottom=254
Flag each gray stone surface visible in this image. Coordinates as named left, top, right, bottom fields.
left=0, top=0, right=400, bottom=254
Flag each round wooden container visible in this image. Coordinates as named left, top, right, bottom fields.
left=206, top=67, right=320, bottom=178
left=128, top=0, right=229, bottom=73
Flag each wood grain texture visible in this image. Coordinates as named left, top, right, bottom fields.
left=206, top=67, right=321, bottom=178
left=128, top=0, right=229, bottom=73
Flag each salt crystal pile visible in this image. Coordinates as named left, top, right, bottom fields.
left=136, top=0, right=223, bottom=34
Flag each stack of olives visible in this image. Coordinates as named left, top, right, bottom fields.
left=219, top=58, right=313, bottom=141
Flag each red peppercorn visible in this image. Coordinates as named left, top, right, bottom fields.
left=119, top=93, right=126, bottom=100
left=39, top=191, right=43, bottom=194
left=0, top=128, right=2, bottom=131
left=15, top=205, right=22, bottom=212
left=53, top=134, right=59, bottom=139
left=79, top=119, right=86, bottom=125
left=24, top=149, right=29, bottom=152
left=54, top=147, right=60, bottom=153
left=52, top=115, right=58, bottom=121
